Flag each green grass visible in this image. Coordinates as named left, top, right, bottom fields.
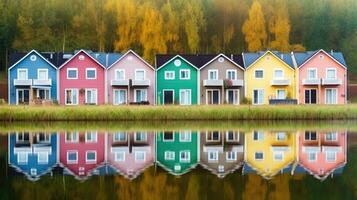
left=0, top=104, right=356, bottom=121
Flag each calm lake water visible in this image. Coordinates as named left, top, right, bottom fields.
left=0, top=121, right=357, bottom=200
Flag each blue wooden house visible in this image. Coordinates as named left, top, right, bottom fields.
left=8, top=50, right=64, bottom=105
left=8, top=132, right=58, bottom=181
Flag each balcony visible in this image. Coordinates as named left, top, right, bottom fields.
left=111, top=79, right=129, bottom=86
left=132, top=79, right=150, bottom=86
left=203, top=79, right=223, bottom=86
left=230, top=79, right=244, bottom=86
left=321, top=78, right=342, bottom=85
left=270, top=79, right=291, bottom=86
left=33, top=79, right=52, bottom=86
left=302, top=79, right=320, bottom=85
left=14, top=79, right=32, bottom=86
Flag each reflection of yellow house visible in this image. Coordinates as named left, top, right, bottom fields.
left=243, top=51, right=296, bottom=105
left=244, top=131, right=296, bottom=179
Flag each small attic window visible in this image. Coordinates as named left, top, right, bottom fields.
left=218, top=57, right=225, bottom=63
left=30, top=55, right=37, bottom=61
left=127, top=55, right=133, bottom=61
left=266, top=56, right=270, bottom=60
left=174, top=59, right=181, bottom=67
left=319, top=55, right=324, bottom=60
left=79, top=55, right=85, bottom=60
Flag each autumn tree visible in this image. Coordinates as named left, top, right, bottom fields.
left=242, top=1, right=267, bottom=52
left=161, top=1, right=181, bottom=52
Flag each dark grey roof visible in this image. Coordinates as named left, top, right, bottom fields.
left=243, top=51, right=294, bottom=68
left=9, top=52, right=69, bottom=68
left=294, top=50, right=347, bottom=67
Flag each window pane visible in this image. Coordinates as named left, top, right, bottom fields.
left=255, top=70, right=263, bottom=78
left=86, top=152, right=96, bottom=161
left=38, top=70, right=47, bottom=80
left=274, top=70, right=283, bottom=78
left=68, top=70, right=77, bottom=78
left=136, top=71, right=145, bottom=80
left=86, top=69, right=96, bottom=78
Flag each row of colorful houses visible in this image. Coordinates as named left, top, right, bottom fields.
left=8, top=131, right=347, bottom=181
left=8, top=49, right=347, bottom=105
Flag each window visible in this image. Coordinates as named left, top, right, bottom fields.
left=325, top=132, right=337, bottom=141
left=179, top=131, right=191, bottom=142
left=326, top=152, right=336, bottom=162
left=38, top=152, right=48, bottom=164
left=304, top=131, right=317, bottom=141
left=208, top=151, right=218, bottom=161
left=227, top=70, right=237, bottom=80
left=226, top=131, right=239, bottom=142
left=180, top=151, right=190, bottom=162
left=165, top=71, right=175, bottom=80
left=165, top=151, right=175, bottom=160
left=113, top=132, right=127, bottom=142
left=65, top=89, right=78, bottom=105
left=180, top=69, right=190, bottom=79
left=276, top=90, right=286, bottom=99
left=253, top=131, right=264, bottom=141
left=37, top=133, right=50, bottom=143
left=85, top=89, right=97, bottom=104
left=115, top=152, right=125, bottom=161
left=134, top=89, right=147, bottom=102
left=37, top=89, right=50, bottom=100
left=85, top=131, right=97, bottom=142
left=226, top=89, right=239, bottom=105
left=254, top=70, right=263, bottom=78
left=135, top=151, right=146, bottom=161
left=115, top=69, right=125, bottom=80
left=207, top=131, right=220, bottom=141
left=274, top=152, right=283, bottom=161
left=308, top=152, right=317, bottom=162
left=16, top=132, right=30, bottom=142
left=179, top=89, right=191, bottom=105
left=255, top=152, right=264, bottom=160
left=17, top=152, right=28, bottom=164
left=86, top=151, right=96, bottom=163
left=325, top=88, right=337, bottom=104
left=276, top=132, right=286, bottom=141
left=113, top=89, right=127, bottom=105
left=308, top=68, right=317, bottom=79
left=253, top=89, right=264, bottom=105
left=67, top=68, right=78, bottom=79
left=135, top=70, right=145, bottom=80
left=67, top=151, right=78, bottom=164
left=274, top=69, right=283, bottom=79
left=208, top=70, right=218, bottom=80
left=326, top=68, right=336, bottom=79
left=163, top=132, right=174, bottom=141
left=18, top=69, right=28, bottom=80
left=86, top=68, right=96, bottom=79
left=38, top=69, right=48, bottom=80
left=65, top=132, right=79, bottom=142
left=226, top=151, right=237, bottom=161
left=135, top=132, right=147, bottom=142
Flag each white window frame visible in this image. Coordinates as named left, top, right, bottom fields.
left=37, top=152, right=49, bottom=164
left=67, top=68, right=78, bottom=79
left=273, top=69, right=284, bottom=79
left=113, top=89, right=127, bottom=105
left=16, top=132, right=29, bottom=143
left=254, top=151, right=264, bottom=161
left=36, top=88, right=51, bottom=100
left=226, top=131, right=240, bottom=142
left=325, top=132, right=338, bottom=141
left=135, top=69, right=146, bottom=80
left=226, top=70, right=237, bottom=80
left=325, top=88, right=338, bottom=104
left=179, top=151, right=190, bottom=163
left=326, top=68, right=337, bottom=79
left=252, top=89, right=264, bottom=105
left=307, top=68, right=317, bottom=80
left=86, top=68, right=97, bottom=79
left=115, top=151, right=125, bottom=162
left=67, top=151, right=78, bottom=164
left=17, top=68, right=28, bottom=80
left=114, top=69, right=125, bottom=80
left=113, top=132, right=127, bottom=142
left=206, top=131, right=220, bottom=142
left=179, top=69, right=190, bottom=80
left=134, top=89, right=148, bottom=102
left=179, top=131, right=191, bottom=142
left=226, top=89, right=240, bottom=105
left=208, top=69, right=218, bottom=80
left=304, top=131, right=317, bottom=141
left=179, top=89, right=191, bottom=105
left=65, top=132, right=79, bottom=143
left=65, top=89, right=79, bottom=105
left=164, top=151, right=175, bottom=160
left=208, top=151, right=219, bottom=162
left=85, top=88, right=98, bottom=105
left=326, top=151, right=337, bottom=162
left=206, top=89, right=220, bottom=105
left=85, top=131, right=97, bottom=143
left=135, top=151, right=146, bottom=162
left=253, top=131, right=264, bottom=141
left=37, top=68, right=48, bottom=80
left=134, top=132, right=147, bottom=142
left=17, top=152, right=28, bottom=164
left=163, top=132, right=174, bottom=142
left=86, top=151, right=97, bottom=163
left=276, top=132, right=287, bottom=141
left=308, top=152, right=317, bottom=162
left=276, top=89, right=286, bottom=100
left=226, top=151, right=237, bottom=161
left=254, top=69, right=264, bottom=79
left=164, top=71, right=175, bottom=80
left=273, top=152, right=284, bottom=161
left=162, top=89, right=175, bottom=104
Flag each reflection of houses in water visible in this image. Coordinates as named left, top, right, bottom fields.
left=156, top=131, right=199, bottom=175
left=199, top=130, right=244, bottom=178
left=59, top=131, right=105, bottom=180
left=243, top=131, right=296, bottom=179
left=8, top=132, right=58, bottom=181
left=294, top=131, right=347, bottom=180
left=105, top=131, right=155, bottom=180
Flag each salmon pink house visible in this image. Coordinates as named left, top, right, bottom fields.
left=59, top=132, right=105, bottom=180
left=294, top=50, right=347, bottom=104
left=58, top=50, right=106, bottom=105
left=107, top=50, right=155, bottom=105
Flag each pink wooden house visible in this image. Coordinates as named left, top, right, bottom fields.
left=58, top=50, right=106, bottom=105
left=59, top=132, right=105, bottom=180
left=297, top=131, right=347, bottom=180
left=294, top=49, right=347, bottom=104
left=107, top=132, right=155, bottom=179
left=106, top=50, right=155, bottom=105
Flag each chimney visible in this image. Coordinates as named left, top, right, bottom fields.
left=280, top=54, right=284, bottom=60
left=231, top=54, right=233, bottom=60
left=331, top=49, right=334, bottom=55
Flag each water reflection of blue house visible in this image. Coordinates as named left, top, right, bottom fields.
left=8, top=132, right=58, bottom=181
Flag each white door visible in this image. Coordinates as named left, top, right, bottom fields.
left=180, top=89, right=191, bottom=105
left=113, top=89, right=127, bottom=105
left=325, top=89, right=337, bottom=104
left=253, top=89, right=264, bottom=105
left=226, top=89, right=239, bottom=105
left=276, top=90, right=286, bottom=100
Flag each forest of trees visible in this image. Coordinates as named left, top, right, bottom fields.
left=1, top=0, right=357, bottom=74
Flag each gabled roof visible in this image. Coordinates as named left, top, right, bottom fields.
left=90, top=52, right=123, bottom=68
left=293, top=49, right=347, bottom=69
left=156, top=54, right=216, bottom=70
left=8, top=50, right=61, bottom=71
left=243, top=50, right=295, bottom=70
left=200, top=53, right=245, bottom=71
left=107, top=49, right=154, bottom=70
left=58, top=49, right=106, bottom=70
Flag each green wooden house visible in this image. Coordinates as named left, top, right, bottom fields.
left=156, top=55, right=203, bottom=105
left=155, top=131, right=199, bottom=175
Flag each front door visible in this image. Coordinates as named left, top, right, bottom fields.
left=163, top=90, right=174, bottom=104
left=325, top=88, right=337, bottom=104
left=17, top=89, right=30, bottom=105
left=253, top=89, right=264, bottom=105
left=305, top=89, right=317, bottom=104
left=227, top=89, right=239, bottom=105
left=207, top=90, right=220, bottom=104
